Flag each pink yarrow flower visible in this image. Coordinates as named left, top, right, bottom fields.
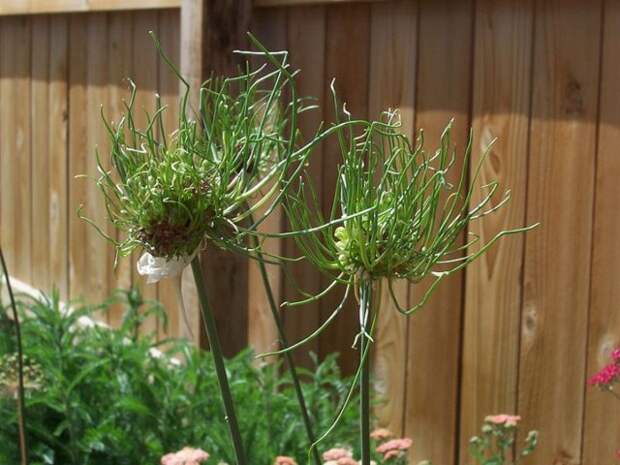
left=370, top=428, right=393, bottom=441
left=376, top=438, right=413, bottom=460
left=323, top=448, right=353, bottom=462
left=336, top=458, right=358, bottom=465
left=161, top=447, right=209, bottom=465
left=484, top=414, right=521, bottom=427
left=589, top=362, right=620, bottom=387
left=383, top=450, right=402, bottom=460
left=274, top=456, right=298, bottom=465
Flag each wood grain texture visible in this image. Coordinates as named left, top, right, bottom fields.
left=519, top=0, right=602, bottom=463
left=255, top=0, right=385, bottom=8
left=31, top=16, right=51, bottom=292
left=198, top=0, right=253, bottom=356
left=404, top=0, right=472, bottom=464
left=0, top=16, right=31, bottom=283
left=459, top=0, right=533, bottom=461
left=405, top=0, right=472, bottom=464
left=581, top=0, right=620, bottom=463
left=107, top=10, right=134, bottom=326
left=320, top=2, right=371, bottom=375
left=367, top=0, right=417, bottom=437
left=0, top=0, right=181, bottom=16
left=86, top=13, right=111, bottom=310
left=282, top=4, right=326, bottom=367
left=245, top=7, right=288, bottom=355
left=48, top=15, right=70, bottom=299
left=68, top=13, right=89, bottom=300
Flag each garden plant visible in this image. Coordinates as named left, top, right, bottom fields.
left=0, top=30, right=542, bottom=465
left=0, top=289, right=362, bottom=465
left=270, top=102, right=537, bottom=463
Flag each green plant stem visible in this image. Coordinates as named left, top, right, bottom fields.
left=252, top=239, right=322, bottom=465
left=359, top=280, right=372, bottom=465
left=0, top=247, right=28, bottom=465
left=190, top=257, right=247, bottom=465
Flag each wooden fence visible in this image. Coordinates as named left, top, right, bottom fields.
left=1, top=1, right=619, bottom=465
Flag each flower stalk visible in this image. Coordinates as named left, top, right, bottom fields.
left=0, top=247, right=28, bottom=465
left=359, top=279, right=373, bottom=465
left=191, top=257, right=247, bottom=465
left=250, top=230, right=322, bottom=465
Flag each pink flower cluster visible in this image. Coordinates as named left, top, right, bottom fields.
left=588, top=348, right=620, bottom=388
left=161, top=447, right=209, bottom=465
left=376, top=438, right=413, bottom=460
left=322, top=447, right=358, bottom=465
left=274, top=456, right=298, bottom=465
left=484, top=414, right=521, bottom=427
left=370, top=428, right=393, bottom=441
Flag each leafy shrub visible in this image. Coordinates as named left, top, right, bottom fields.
left=0, top=290, right=360, bottom=465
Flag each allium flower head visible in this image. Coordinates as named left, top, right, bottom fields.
left=161, top=447, right=209, bottom=465
left=285, top=111, right=537, bottom=317
left=87, top=35, right=314, bottom=265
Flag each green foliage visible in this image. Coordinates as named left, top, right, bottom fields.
left=418, top=416, right=539, bottom=465
left=468, top=419, right=538, bottom=465
left=0, top=290, right=360, bottom=465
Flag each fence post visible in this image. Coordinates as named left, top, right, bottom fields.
left=180, top=0, right=253, bottom=354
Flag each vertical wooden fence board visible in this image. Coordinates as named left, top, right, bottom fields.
left=320, top=3, right=371, bottom=375
left=175, top=1, right=203, bottom=344
left=68, top=13, right=89, bottom=300
left=460, top=0, right=533, bottom=461
left=0, top=19, right=2, bottom=249
left=0, top=16, right=31, bottom=283
left=85, top=13, right=111, bottom=309
left=199, top=1, right=252, bottom=356
left=519, top=0, right=601, bottom=463
left=245, top=7, right=287, bottom=356
left=283, top=5, right=326, bottom=367
left=131, top=10, right=160, bottom=332
left=107, top=10, right=134, bottom=326
left=582, top=0, right=620, bottom=463
left=156, top=9, right=182, bottom=339
left=404, top=1, right=473, bottom=464
left=48, top=15, right=70, bottom=299
left=367, top=0, right=417, bottom=437
left=31, top=16, right=51, bottom=291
